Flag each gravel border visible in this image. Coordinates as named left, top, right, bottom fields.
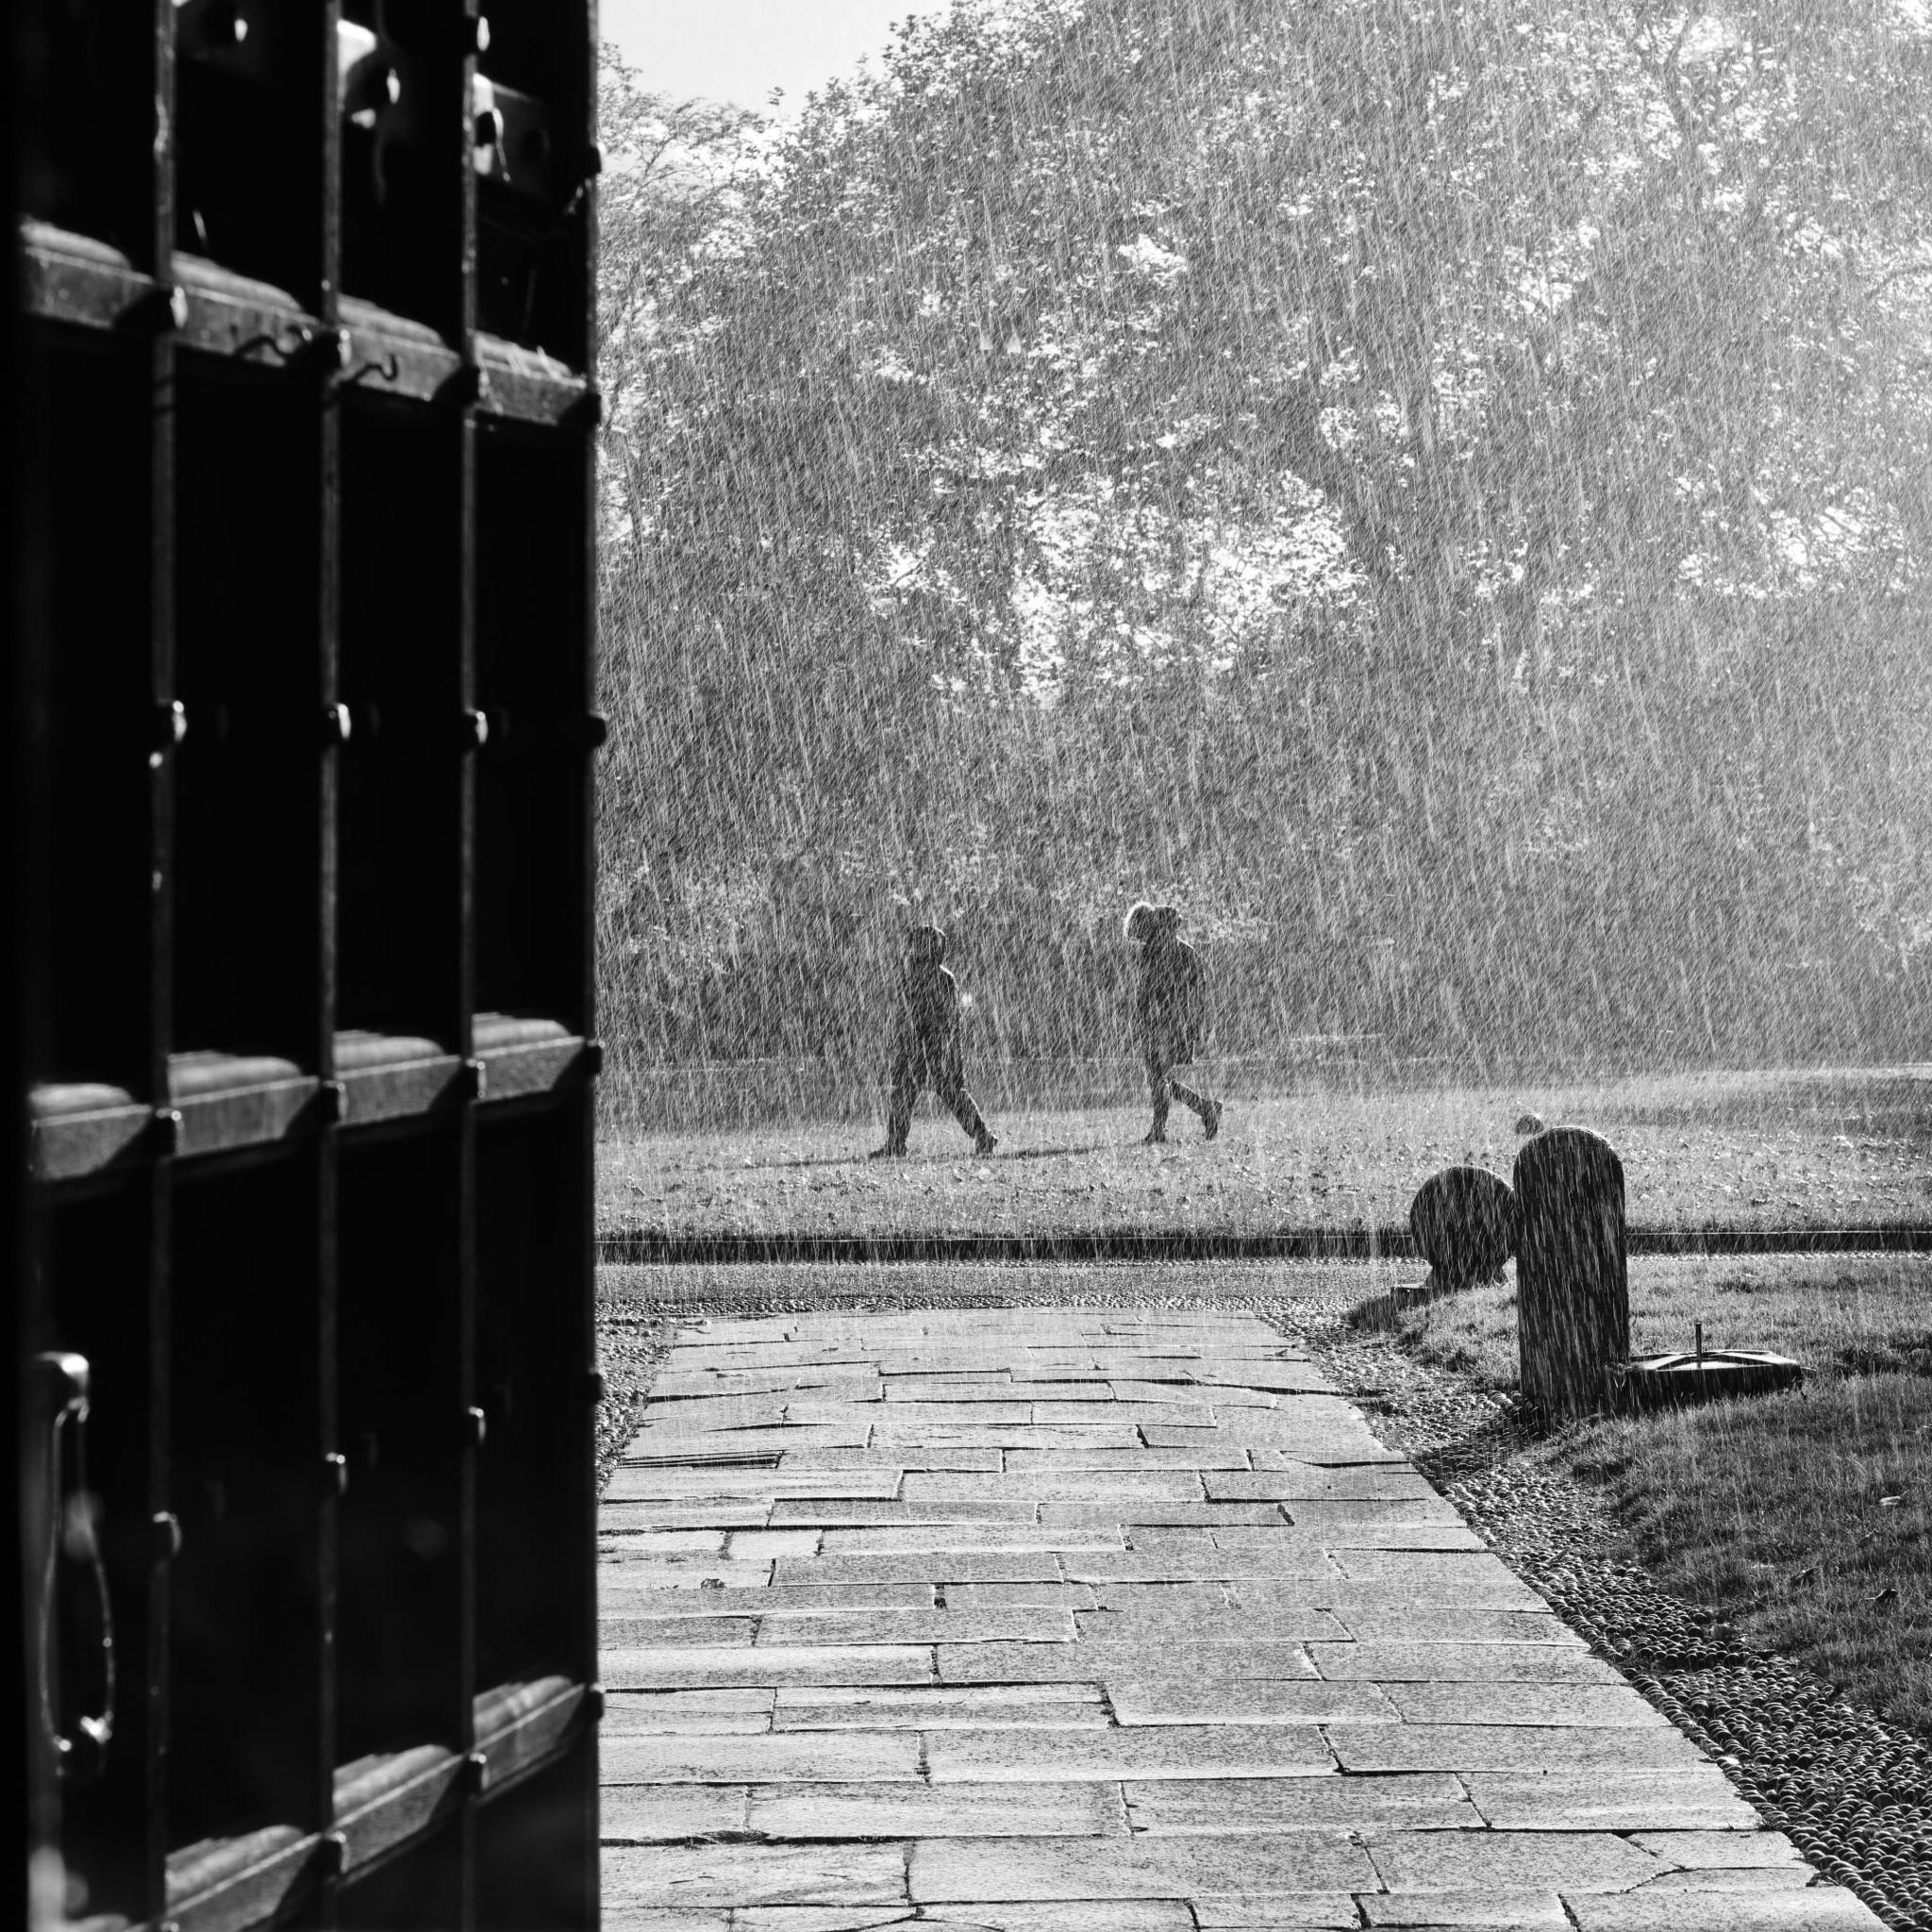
left=1301, top=1305, right=1932, bottom=1932
left=591, top=1265, right=1932, bottom=1930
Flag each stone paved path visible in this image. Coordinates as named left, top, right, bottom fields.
left=598, top=1307, right=1883, bottom=1931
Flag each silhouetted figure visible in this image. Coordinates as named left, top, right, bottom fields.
left=1124, top=901, right=1221, bottom=1144
left=870, top=924, right=998, bottom=1158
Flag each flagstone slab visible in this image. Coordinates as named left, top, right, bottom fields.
left=776, top=1449, right=1005, bottom=1472
left=766, top=1500, right=1039, bottom=1524
left=1190, top=1898, right=1368, bottom=1928
left=1124, top=1773, right=1479, bottom=1830
left=774, top=1553, right=1068, bottom=1586
left=946, top=1583, right=1099, bottom=1609
left=595, top=1558, right=777, bottom=1590
left=1110, top=1380, right=1276, bottom=1407
left=601, top=1505, right=778, bottom=1530
left=601, top=1616, right=760, bottom=1647
left=939, top=1640, right=1322, bottom=1685
left=1032, top=1402, right=1221, bottom=1424
left=1196, top=1524, right=1485, bottom=1555
left=603, top=1644, right=937, bottom=1690
left=600, top=1585, right=938, bottom=1616
left=603, top=1729, right=923, bottom=1784
left=1073, top=1607, right=1351, bottom=1643
left=601, top=1784, right=750, bottom=1840
left=1380, top=1682, right=1671, bottom=1727
left=870, top=1426, right=1146, bottom=1450
left=904, top=1474, right=1209, bottom=1501
left=729, top=1532, right=827, bottom=1560
left=1563, top=1892, right=1885, bottom=1931
left=817, top=1527, right=1125, bottom=1555
left=1461, top=1770, right=1757, bottom=1832
left=1324, top=1724, right=1708, bottom=1774
left=1335, top=1608, right=1584, bottom=1646
left=602, top=1910, right=733, bottom=1932
left=1368, top=1829, right=1671, bottom=1892
left=1628, top=1829, right=1812, bottom=1869
left=1276, top=1524, right=1489, bottom=1551
left=746, top=1780, right=1124, bottom=1839
left=922, top=1724, right=1339, bottom=1782
left=1105, top=1679, right=1399, bottom=1726
left=905, top=1907, right=1194, bottom=1932
left=1065, top=1551, right=1341, bottom=1583
left=1308, top=1643, right=1624, bottom=1685
left=1276, top=1496, right=1466, bottom=1525
left=1002, top=1448, right=1253, bottom=1471
left=603, top=1841, right=909, bottom=1909
left=625, top=1424, right=870, bottom=1454
left=1089, top=1576, right=1549, bottom=1612
left=908, top=1834, right=1378, bottom=1902
left=775, top=1690, right=1112, bottom=1731
left=754, top=1608, right=1075, bottom=1646
left=648, top=1372, right=885, bottom=1401
left=1329, top=1553, right=1550, bottom=1591
left=1207, top=1472, right=1441, bottom=1503
left=819, top=1402, right=1031, bottom=1425
left=889, top=1381, right=1111, bottom=1403
left=1039, top=1503, right=1288, bottom=1528
left=604, top=1688, right=774, bottom=1735
left=1636, top=1865, right=1816, bottom=1890
left=620, top=1399, right=790, bottom=1431
left=606, top=1470, right=903, bottom=1500
left=1356, top=1892, right=1570, bottom=1928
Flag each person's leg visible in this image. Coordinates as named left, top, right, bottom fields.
left=939, top=1051, right=995, bottom=1152
left=1144, top=1051, right=1171, bottom=1142
left=1168, top=1071, right=1222, bottom=1140
left=874, top=1058, right=916, bottom=1156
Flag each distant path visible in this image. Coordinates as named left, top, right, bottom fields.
left=598, top=1307, right=1879, bottom=1928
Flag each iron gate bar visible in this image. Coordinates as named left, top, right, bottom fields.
left=15, top=0, right=601, bottom=1922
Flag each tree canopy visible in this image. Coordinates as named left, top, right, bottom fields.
left=594, top=0, right=1932, bottom=1095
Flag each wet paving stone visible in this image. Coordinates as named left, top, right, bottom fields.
left=598, top=1310, right=1885, bottom=1932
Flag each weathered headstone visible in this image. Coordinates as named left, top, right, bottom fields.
left=1407, top=1166, right=1515, bottom=1292
left=1512, top=1125, right=1629, bottom=1420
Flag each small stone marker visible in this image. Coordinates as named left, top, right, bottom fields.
left=1512, top=1125, right=1628, bottom=1420
left=1407, top=1166, right=1515, bottom=1292
left=1514, top=1111, right=1545, bottom=1135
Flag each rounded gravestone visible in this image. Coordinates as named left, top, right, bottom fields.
left=1407, top=1166, right=1515, bottom=1292
left=1512, top=1125, right=1628, bottom=1421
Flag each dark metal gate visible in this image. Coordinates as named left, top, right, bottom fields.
left=11, top=2, right=603, bottom=1924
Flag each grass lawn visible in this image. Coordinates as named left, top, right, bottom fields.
left=1389, top=1253, right=1932, bottom=1739
left=598, top=1064, right=1932, bottom=1239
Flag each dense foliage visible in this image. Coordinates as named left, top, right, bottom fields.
left=594, top=0, right=1932, bottom=1099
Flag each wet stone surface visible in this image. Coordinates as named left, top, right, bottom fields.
left=595, top=1300, right=1888, bottom=1929
left=1309, top=1307, right=1932, bottom=1932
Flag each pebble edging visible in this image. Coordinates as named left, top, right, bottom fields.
left=1303, top=1304, right=1932, bottom=1932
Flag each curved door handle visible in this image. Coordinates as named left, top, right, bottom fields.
left=35, top=1352, right=115, bottom=1786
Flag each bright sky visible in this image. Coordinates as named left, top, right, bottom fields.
left=601, top=0, right=956, bottom=108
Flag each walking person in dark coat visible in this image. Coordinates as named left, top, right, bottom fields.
left=1125, top=901, right=1221, bottom=1144
left=870, top=923, right=998, bottom=1158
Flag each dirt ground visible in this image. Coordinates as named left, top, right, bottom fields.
left=598, top=1066, right=1932, bottom=1239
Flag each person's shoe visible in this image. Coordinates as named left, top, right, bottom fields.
left=974, top=1130, right=999, bottom=1157
left=868, top=1144, right=906, bottom=1159
left=1204, top=1101, right=1223, bottom=1141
